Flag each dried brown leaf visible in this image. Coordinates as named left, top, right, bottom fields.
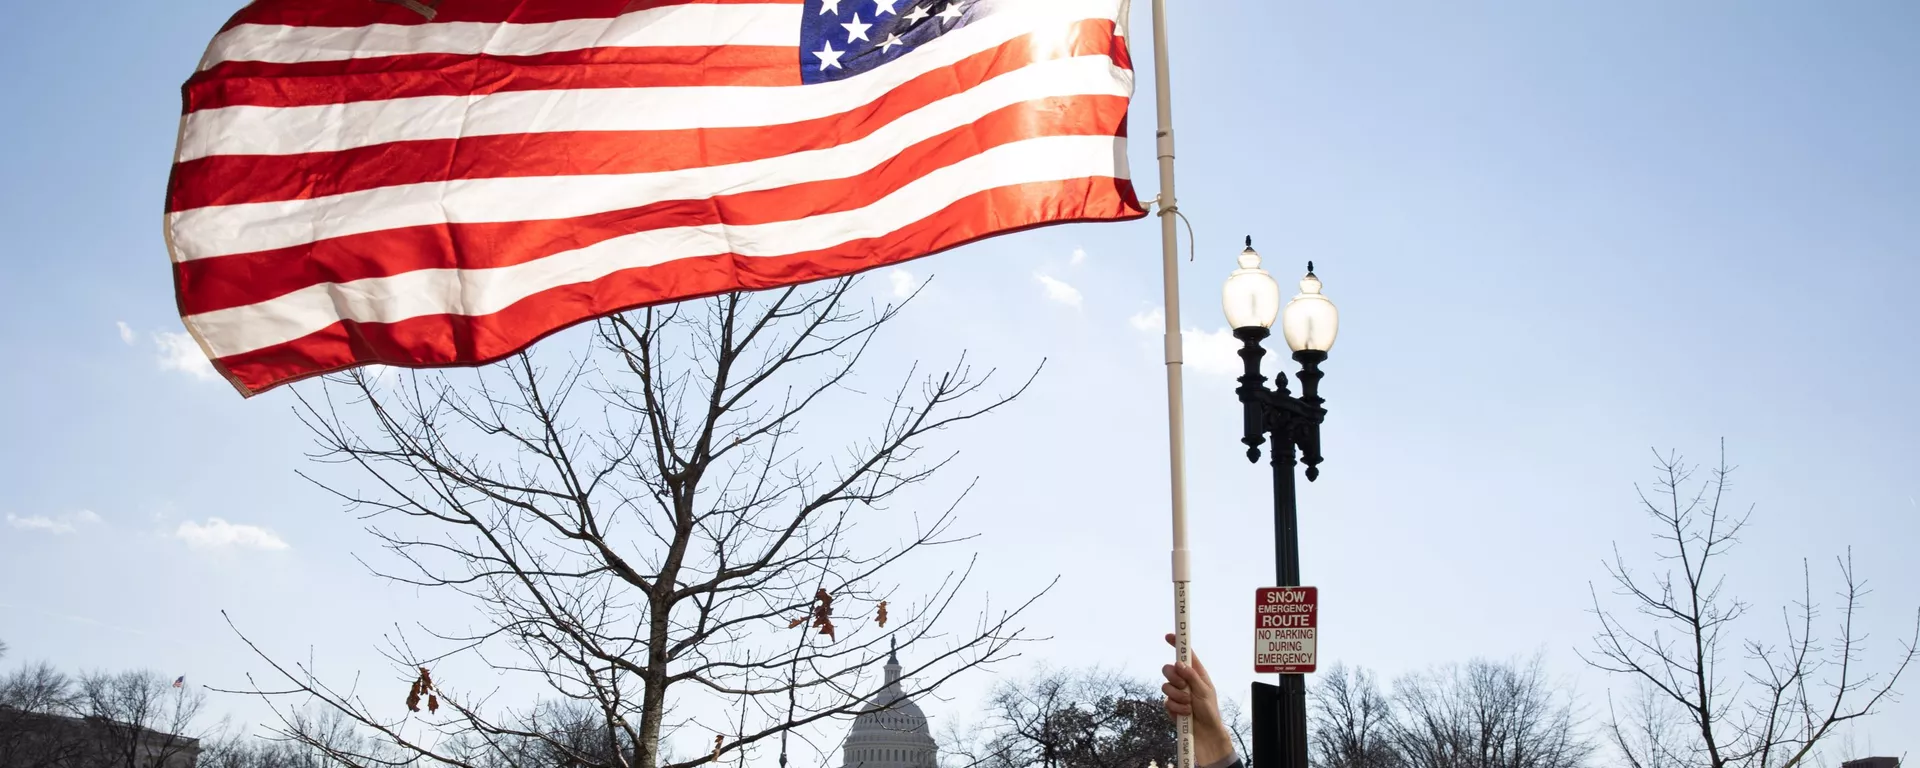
left=405, top=668, right=436, bottom=713
left=876, top=601, right=888, bottom=627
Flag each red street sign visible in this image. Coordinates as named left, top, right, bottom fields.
left=1254, top=587, right=1317, bottom=674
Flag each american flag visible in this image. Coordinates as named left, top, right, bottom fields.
left=172, top=676, right=185, bottom=688
left=166, top=0, right=1144, bottom=396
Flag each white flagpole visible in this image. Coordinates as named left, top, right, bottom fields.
left=1146, top=2, right=1195, bottom=768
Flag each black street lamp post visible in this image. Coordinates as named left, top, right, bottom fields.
left=1221, top=238, right=1338, bottom=768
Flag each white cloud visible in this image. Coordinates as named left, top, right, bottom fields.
left=1070, top=246, right=1088, bottom=266
left=116, top=321, right=135, bottom=345
left=173, top=518, right=290, bottom=551
left=1179, top=327, right=1245, bottom=378
left=1034, top=272, right=1083, bottom=309
left=889, top=268, right=916, bottom=299
left=1128, top=308, right=1245, bottom=378
left=7, top=515, right=72, bottom=534
left=1129, top=307, right=1164, bottom=332
left=349, top=364, right=400, bottom=388
left=6, top=510, right=102, bottom=535
left=153, top=331, right=218, bottom=381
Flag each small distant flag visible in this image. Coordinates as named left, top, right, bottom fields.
left=172, top=676, right=184, bottom=688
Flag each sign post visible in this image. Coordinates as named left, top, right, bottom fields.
left=1254, top=587, right=1317, bottom=674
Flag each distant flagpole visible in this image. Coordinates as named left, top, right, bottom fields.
left=1146, top=2, right=1196, bottom=768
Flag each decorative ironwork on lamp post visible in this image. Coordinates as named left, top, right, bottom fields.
left=1222, top=237, right=1339, bottom=768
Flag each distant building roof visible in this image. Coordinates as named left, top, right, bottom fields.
left=0, top=706, right=202, bottom=768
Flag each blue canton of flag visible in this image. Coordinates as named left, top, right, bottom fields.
left=801, top=0, right=985, bottom=84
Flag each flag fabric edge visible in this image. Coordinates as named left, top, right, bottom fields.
left=212, top=205, right=1147, bottom=398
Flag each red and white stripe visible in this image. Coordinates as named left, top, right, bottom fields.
left=167, top=0, right=1145, bottom=396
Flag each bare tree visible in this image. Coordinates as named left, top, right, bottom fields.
left=1220, top=697, right=1251, bottom=768
left=1598, top=684, right=1688, bottom=768
left=950, top=667, right=1177, bottom=768
left=197, top=736, right=274, bottom=768
left=75, top=669, right=210, bottom=768
left=1309, top=663, right=1399, bottom=768
left=207, top=704, right=657, bottom=768
left=200, top=736, right=335, bottom=768
left=204, top=708, right=420, bottom=768
left=944, top=666, right=1251, bottom=768
left=427, top=700, right=637, bottom=768
left=1, top=661, right=76, bottom=715
left=227, top=280, right=1046, bottom=768
left=500, top=700, right=636, bottom=767
left=977, top=656, right=1578, bottom=768
left=1, top=660, right=86, bottom=767
left=1584, top=445, right=1920, bottom=768
left=1386, top=656, right=1590, bottom=768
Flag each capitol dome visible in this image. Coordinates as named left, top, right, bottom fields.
left=840, top=641, right=937, bottom=768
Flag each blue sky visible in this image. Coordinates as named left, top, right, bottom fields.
left=2, top=0, right=1917, bottom=759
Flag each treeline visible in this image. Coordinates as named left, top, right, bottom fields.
left=0, top=645, right=642, bottom=768
left=196, top=702, right=641, bottom=768
left=0, top=640, right=1586, bottom=768
left=1306, top=658, right=1586, bottom=768
left=941, top=667, right=1185, bottom=768
left=0, top=642, right=1901, bottom=768
left=941, top=656, right=1588, bottom=768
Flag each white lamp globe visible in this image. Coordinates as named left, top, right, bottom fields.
left=1222, top=238, right=1281, bottom=330
left=1281, top=263, right=1338, bottom=353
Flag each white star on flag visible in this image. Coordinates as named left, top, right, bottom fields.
left=874, top=0, right=899, bottom=15
left=842, top=13, right=873, bottom=42
left=814, top=40, right=844, bottom=70
left=878, top=33, right=904, bottom=53
left=820, top=0, right=842, bottom=14
left=903, top=4, right=930, bottom=22
left=936, top=3, right=963, bottom=23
